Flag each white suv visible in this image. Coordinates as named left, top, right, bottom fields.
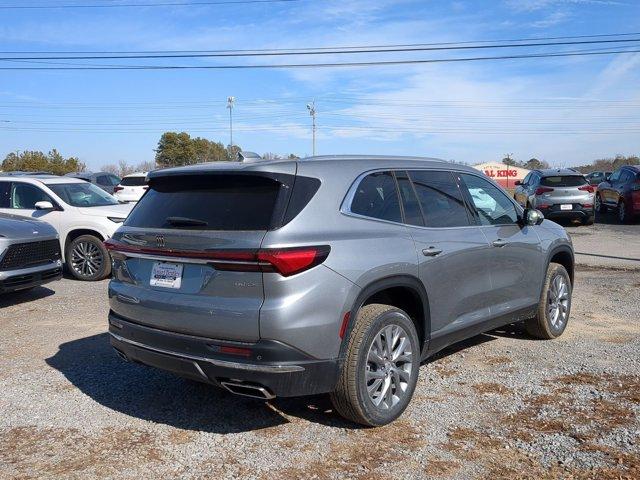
left=113, top=172, right=148, bottom=203
left=0, top=175, right=133, bottom=280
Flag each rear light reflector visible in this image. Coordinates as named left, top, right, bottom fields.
left=578, top=185, right=595, bottom=193
left=104, top=239, right=330, bottom=277
left=113, top=186, right=124, bottom=192
left=339, top=311, right=351, bottom=339
left=535, top=187, right=554, bottom=195
left=582, top=203, right=593, bottom=208
left=218, top=345, right=252, bottom=357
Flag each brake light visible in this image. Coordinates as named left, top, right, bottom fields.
left=113, top=186, right=124, bottom=192
left=104, top=239, right=330, bottom=277
left=535, top=187, right=554, bottom=195
left=578, top=185, right=595, bottom=193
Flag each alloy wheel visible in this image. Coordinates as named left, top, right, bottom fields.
left=595, top=195, right=601, bottom=212
left=547, top=274, right=569, bottom=329
left=71, top=241, right=104, bottom=278
left=365, top=324, right=413, bottom=410
left=618, top=202, right=626, bottom=222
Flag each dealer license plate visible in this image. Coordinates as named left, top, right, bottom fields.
left=150, top=262, right=183, bottom=289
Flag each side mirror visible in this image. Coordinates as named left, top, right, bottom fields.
left=514, top=180, right=522, bottom=186
left=605, top=174, right=611, bottom=181
left=523, top=208, right=544, bottom=226
left=34, top=201, right=54, bottom=210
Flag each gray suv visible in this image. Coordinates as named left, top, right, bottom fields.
left=0, top=213, right=62, bottom=293
left=106, top=156, right=574, bottom=426
left=513, top=168, right=595, bottom=225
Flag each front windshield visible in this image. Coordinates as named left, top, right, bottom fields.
left=48, top=182, right=118, bottom=207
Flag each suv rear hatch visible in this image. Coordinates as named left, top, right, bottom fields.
left=107, top=164, right=315, bottom=342
left=537, top=175, right=593, bottom=206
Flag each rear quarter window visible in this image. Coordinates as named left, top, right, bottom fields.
left=125, top=175, right=283, bottom=230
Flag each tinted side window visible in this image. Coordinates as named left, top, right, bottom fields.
left=522, top=173, right=531, bottom=185
left=350, top=171, right=401, bottom=223
left=10, top=183, right=52, bottom=209
left=619, top=170, right=632, bottom=183
left=408, top=170, right=470, bottom=228
left=459, top=174, right=519, bottom=226
left=395, top=171, right=423, bottom=226
left=0, top=181, right=10, bottom=208
left=609, top=170, right=622, bottom=182
left=96, top=175, right=110, bottom=186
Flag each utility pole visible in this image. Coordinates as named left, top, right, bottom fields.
left=227, top=96, right=235, bottom=160
left=307, top=100, right=316, bottom=156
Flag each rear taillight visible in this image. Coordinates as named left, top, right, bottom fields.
left=104, top=239, right=330, bottom=277
left=535, top=187, right=554, bottom=195
left=578, top=185, right=595, bottom=193
left=113, top=186, right=124, bottom=192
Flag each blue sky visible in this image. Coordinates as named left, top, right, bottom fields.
left=1, top=0, right=639, bottom=170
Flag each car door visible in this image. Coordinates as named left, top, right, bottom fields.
left=399, top=170, right=493, bottom=338
left=601, top=170, right=621, bottom=206
left=2, top=181, right=64, bottom=233
left=458, top=173, right=543, bottom=318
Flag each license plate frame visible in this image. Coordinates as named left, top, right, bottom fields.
left=560, top=204, right=573, bottom=211
left=150, top=261, right=183, bottom=289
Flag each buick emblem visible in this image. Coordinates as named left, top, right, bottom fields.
left=156, top=235, right=165, bottom=248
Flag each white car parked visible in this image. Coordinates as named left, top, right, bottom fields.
left=113, top=172, right=148, bottom=203
left=0, top=175, right=134, bottom=281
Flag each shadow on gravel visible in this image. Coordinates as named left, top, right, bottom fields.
left=46, top=333, right=296, bottom=434
left=0, top=285, right=55, bottom=308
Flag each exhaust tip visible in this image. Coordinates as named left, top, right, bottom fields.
left=220, top=381, right=275, bottom=400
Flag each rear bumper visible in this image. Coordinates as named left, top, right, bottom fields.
left=108, top=312, right=340, bottom=398
left=538, top=204, right=594, bottom=220
left=0, top=262, right=63, bottom=293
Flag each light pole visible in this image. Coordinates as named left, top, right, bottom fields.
left=307, top=100, right=316, bottom=156
left=227, top=96, right=235, bottom=160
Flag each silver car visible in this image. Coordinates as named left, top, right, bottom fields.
left=0, top=213, right=62, bottom=293
left=107, top=156, right=574, bottom=426
left=513, top=168, right=595, bottom=225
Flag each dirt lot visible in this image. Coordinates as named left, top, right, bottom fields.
left=1, top=223, right=639, bottom=479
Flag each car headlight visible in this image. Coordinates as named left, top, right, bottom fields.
left=108, top=217, right=125, bottom=223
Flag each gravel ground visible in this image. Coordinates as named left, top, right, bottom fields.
left=1, top=225, right=639, bottom=479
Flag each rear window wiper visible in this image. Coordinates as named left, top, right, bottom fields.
left=165, top=216, right=208, bottom=227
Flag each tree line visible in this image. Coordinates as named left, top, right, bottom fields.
left=1, top=149, right=85, bottom=175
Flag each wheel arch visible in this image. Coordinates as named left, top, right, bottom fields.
left=63, top=228, right=106, bottom=259
left=546, top=244, right=574, bottom=285
left=340, top=275, right=431, bottom=358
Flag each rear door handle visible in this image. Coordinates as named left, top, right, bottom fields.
left=422, top=247, right=443, bottom=257
left=492, top=239, right=508, bottom=248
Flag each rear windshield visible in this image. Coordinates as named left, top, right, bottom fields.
left=121, top=176, right=147, bottom=187
left=124, top=175, right=281, bottom=230
left=540, top=176, right=587, bottom=187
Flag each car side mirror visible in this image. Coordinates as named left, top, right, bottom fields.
left=34, top=201, right=54, bottom=210
left=605, top=175, right=611, bottom=181
left=514, top=180, right=522, bottom=186
left=522, top=208, right=544, bottom=226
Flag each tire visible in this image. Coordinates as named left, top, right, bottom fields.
left=330, top=304, right=420, bottom=427
left=66, top=235, right=111, bottom=281
left=583, top=215, right=594, bottom=226
left=595, top=194, right=606, bottom=214
left=618, top=200, right=630, bottom=224
left=525, top=263, right=572, bottom=340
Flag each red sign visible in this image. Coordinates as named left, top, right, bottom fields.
left=482, top=168, right=518, bottom=178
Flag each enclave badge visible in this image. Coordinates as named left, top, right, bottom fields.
left=156, top=235, right=165, bottom=248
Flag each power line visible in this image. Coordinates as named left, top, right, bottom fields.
left=0, top=0, right=301, bottom=9
left=2, top=37, right=639, bottom=60
left=0, top=47, right=638, bottom=70
left=3, top=32, right=640, bottom=54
